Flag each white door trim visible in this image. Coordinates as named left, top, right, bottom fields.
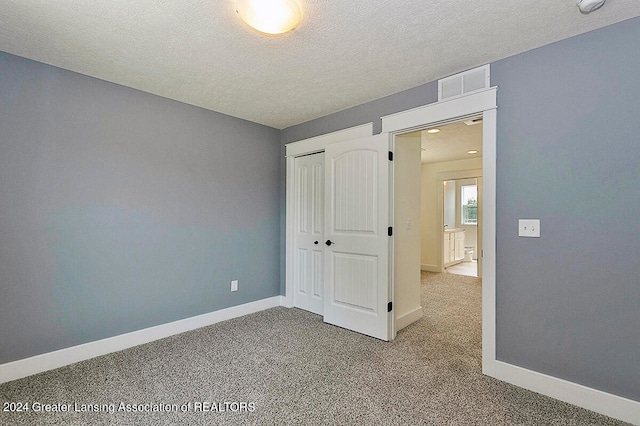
left=436, top=169, right=482, bottom=182
left=285, top=123, right=374, bottom=157
left=284, top=123, right=374, bottom=309
left=381, top=87, right=497, bottom=133
left=382, top=86, right=498, bottom=376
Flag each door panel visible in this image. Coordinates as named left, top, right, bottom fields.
left=333, top=253, right=378, bottom=311
left=293, top=153, right=325, bottom=315
left=311, top=250, right=323, bottom=299
left=323, top=134, right=390, bottom=341
left=334, top=151, right=377, bottom=233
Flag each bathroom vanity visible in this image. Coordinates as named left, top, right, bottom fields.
left=444, top=228, right=465, bottom=266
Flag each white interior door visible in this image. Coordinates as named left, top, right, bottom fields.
left=293, top=153, right=325, bottom=315
left=323, top=134, right=390, bottom=341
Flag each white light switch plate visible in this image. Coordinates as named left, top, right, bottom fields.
left=231, top=280, right=238, bottom=292
left=519, top=219, right=540, bottom=237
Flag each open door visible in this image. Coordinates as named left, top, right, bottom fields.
left=323, top=133, right=390, bottom=341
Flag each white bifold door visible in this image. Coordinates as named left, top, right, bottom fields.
left=293, top=153, right=325, bottom=315
left=293, top=134, right=391, bottom=341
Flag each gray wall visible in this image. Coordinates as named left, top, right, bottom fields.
left=0, top=52, right=281, bottom=364
left=281, top=82, right=438, bottom=144
left=493, top=17, right=640, bottom=401
left=281, top=17, right=640, bottom=402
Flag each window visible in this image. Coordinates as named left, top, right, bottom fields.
left=461, top=185, right=477, bottom=225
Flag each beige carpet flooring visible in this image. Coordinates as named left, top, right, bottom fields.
left=0, top=272, right=630, bottom=425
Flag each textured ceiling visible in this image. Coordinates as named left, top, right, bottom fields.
left=420, top=120, right=483, bottom=164
left=1, top=1, right=639, bottom=129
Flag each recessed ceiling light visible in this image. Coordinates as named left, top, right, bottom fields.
left=427, top=128, right=440, bottom=134
left=467, top=150, right=479, bottom=154
left=236, top=0, right=302, bottom=35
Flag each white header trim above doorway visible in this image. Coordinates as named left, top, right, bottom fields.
left=436, top=169, right=483, bottom=181
left=285, top=123, right=373, bottom=157
left=381, top=87, right=497, bottom=134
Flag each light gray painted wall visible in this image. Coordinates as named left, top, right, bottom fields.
left=492, top=17, right=640, bottom=401
left=281, top=17, right=640, bottom=402
left=0, top=52, right=281, bottom=364
left=281, top=82, right=438, bottom=143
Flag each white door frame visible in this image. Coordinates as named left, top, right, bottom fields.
left=381, top=87, right=497, bottom=375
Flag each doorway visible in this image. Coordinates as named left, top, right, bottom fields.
left=416, top=119, right=483, bottom=279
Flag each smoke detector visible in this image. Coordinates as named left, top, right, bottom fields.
left=577, top=0, right=605, bottom=13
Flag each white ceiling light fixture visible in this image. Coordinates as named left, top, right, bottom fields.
left=427, top=128, right=440, bottom=134
left=468, top=150, right=479, bottom=154
left=236, top=0, right=302, bottom=35
left=577, top=0, right=606, bottom=13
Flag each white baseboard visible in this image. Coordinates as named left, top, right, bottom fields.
left=0, top=296, right=282, bottom=384
left=395, top=306, right=423, bottom=331
left=492, top=360, right=640, bottom=425
left=421, top=263, right=439, bottom=272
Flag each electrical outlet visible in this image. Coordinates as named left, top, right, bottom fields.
left=518, top=219, right=540, bottom=238
left=231, top=280, right=238, bottom=292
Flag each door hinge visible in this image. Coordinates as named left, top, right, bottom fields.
left=387, top=302, right=393, bottom=312
left=388, top=151, right=393, bottom=161
left=388, top=226, right=393, bottom=236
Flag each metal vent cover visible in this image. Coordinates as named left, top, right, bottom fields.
left=438, top=65, right=490, bottom=101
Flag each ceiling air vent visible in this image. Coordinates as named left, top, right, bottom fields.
left=464, top=117, right=483, bottom=126
left=438, top=65, right=490, bottom=102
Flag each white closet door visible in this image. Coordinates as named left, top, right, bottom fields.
left=323, top=134, right=390, bottom=340
left=293, top=153, right=325, bottom=315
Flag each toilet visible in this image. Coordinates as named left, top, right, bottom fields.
left=464, top=247, right=474, bottom=262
